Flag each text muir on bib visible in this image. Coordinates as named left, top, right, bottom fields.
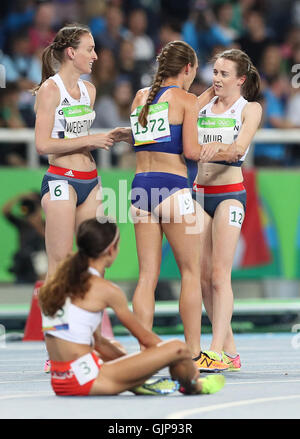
left=198, top=116, right=236, bottom=145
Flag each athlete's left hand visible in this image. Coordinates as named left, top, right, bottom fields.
left=199, top=142, right=221, bottom=162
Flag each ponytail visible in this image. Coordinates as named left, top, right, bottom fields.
left=138, top=41, right=197, bottom=127
left=39, top=252, right=90, bottom=316
left=39, top=217, right=119, bottom=317
left=242, top=64, right=261, bottom=101
left=32, top=46, right=55, bottom=95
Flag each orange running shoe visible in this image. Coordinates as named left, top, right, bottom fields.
left=194, top=351, right=229, bottom=373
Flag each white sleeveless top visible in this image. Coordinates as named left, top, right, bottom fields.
left=49, top=73, right=95, bottom=139
left=42, top=267, right=103, bottom=345
left=198, top=95, right=249, bottom=166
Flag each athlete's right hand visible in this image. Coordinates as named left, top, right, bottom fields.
left=90, top=133, right=115, bottom=151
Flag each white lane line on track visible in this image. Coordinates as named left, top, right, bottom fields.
left=227, top=379, right=300, bottom=385
left=0, top=379, right=49, bottom=384
left=0, top=391, right=53, bottom=400
left=166, top=394, right=300, bottom=419
left=0, top=371, right=45, bottom=374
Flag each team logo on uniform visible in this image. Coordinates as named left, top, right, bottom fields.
left=64, top=170, right=75, bottom=177
left=61, top=98, right=70, bottom=106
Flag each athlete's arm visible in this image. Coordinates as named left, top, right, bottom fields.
left=93, top=326, right=127, bottom=361
left=182, top=93, right=203, bottom=160
left=231, top=102, right=262, bottom=156
left=197, top=86, right=215, bottom=109
left=104, top=283, right=162, bottom=348
left=35, top=80, right=114, bottom=155
left=199, top=102, right=263, bottom=162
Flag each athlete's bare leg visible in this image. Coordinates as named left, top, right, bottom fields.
left=209, top=199, right=243, bottom=355
left=90, top=339, right=199, bottom=395
left=131, top=206, right=163, bottom=333
left=41, top=185, right=77, bottom=278
left=157, top=189, right=204, bottom=358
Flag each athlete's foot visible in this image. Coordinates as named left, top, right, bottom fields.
left=222, top=351, right=241, bottom=371
left=193, top=351, right=229, bottom=372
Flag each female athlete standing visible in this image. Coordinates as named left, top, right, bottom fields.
left=34, top=24, right=124, bottom=279
left=193, top=49, right=262, bottom=371
left=129, top=40, right=232, bottom=369
left=39, top=218, right=225, bottom=396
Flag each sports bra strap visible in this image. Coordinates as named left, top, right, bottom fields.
left=152, top=86, right=179, bottom=104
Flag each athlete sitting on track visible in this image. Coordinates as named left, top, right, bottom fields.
left=39, top=217, right=225, bottom=396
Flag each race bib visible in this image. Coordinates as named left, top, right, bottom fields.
left=131, top=102, right=171, bottom=146
left=70, top=353, right=99, bottom=385
left=198, top=116, right=235, bottom=145
left=178, top=192, right=195, bottom=215
left=42, top=298, right=70, bottom=332
left=229, top=205, right=244, bottom=228
left=48, top=180, right=69, bottom=201
left=62, top=105, right=95, bottom=139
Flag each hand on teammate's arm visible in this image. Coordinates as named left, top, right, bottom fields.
left=199, top=142, right=241, bottom=162
left=108, top=127, right=133, bottom=145
left=197, top=86, right=215, bottom=109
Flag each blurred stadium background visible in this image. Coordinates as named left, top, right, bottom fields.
left=1, top=0, right=300, bottom=338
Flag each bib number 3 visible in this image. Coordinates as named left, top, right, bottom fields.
left=70, top=353, right=99, bottom=385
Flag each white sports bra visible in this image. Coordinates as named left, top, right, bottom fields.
left=198, top=95, right=249, bottom=167
left=49, top=73, right=95, bottom=139
left=42, top=267, right=103, bottom=345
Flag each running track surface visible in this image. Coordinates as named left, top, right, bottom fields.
left=1, top=333, right=300, bottom=420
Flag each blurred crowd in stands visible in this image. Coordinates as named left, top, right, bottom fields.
left=1, top=0, right=300, bottom=167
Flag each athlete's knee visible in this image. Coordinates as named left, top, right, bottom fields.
left=201, top=275, right=211, bottom=298
left=164, top=339, right=191, bottom=360
left=211, top=267, right=230, bottom=294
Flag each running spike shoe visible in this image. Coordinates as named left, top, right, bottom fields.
left=131, top=378, right=180, bottom=395
left=44, top=359, right=51, bottom=373
left=222, top=351, right=241, bottom=371
left=179, top=374, right=225, bottom=395
left=194, top=351, right=229, bottom=372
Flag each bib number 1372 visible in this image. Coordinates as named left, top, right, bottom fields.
left=130, top=102, right=171, bottom=145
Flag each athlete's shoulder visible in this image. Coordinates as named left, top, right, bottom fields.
left=38, top=77, right=59, bottom=95
left=181, top=90, right=199, bottom=108
left=82, top=80, right=96, bottom=94
left=136, top=87, right=151, bottom=99
left=35, top=78, right=60, bottom=108
left=243, top=101, right=262, bottom=116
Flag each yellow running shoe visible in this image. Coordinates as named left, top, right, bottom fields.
left=194, top=351, right=229, bottom=373
left=195, top=374, right=225, bottom=394
left=222, top=351, right=241, bottom=371
left=131, top=378, right=179, bottom=395
left=179, top=374, right=225, bottom=395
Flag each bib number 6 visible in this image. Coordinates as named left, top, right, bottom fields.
left=48, top=180, right=70, bottom=201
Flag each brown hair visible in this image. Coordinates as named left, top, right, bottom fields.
left=138, top=40, right=197, bottom=127
left=214, top=49, right=261, bottom=101
left=32, top=24, right=91, bottom=94
left=39, top=218, right=119, bottom=316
